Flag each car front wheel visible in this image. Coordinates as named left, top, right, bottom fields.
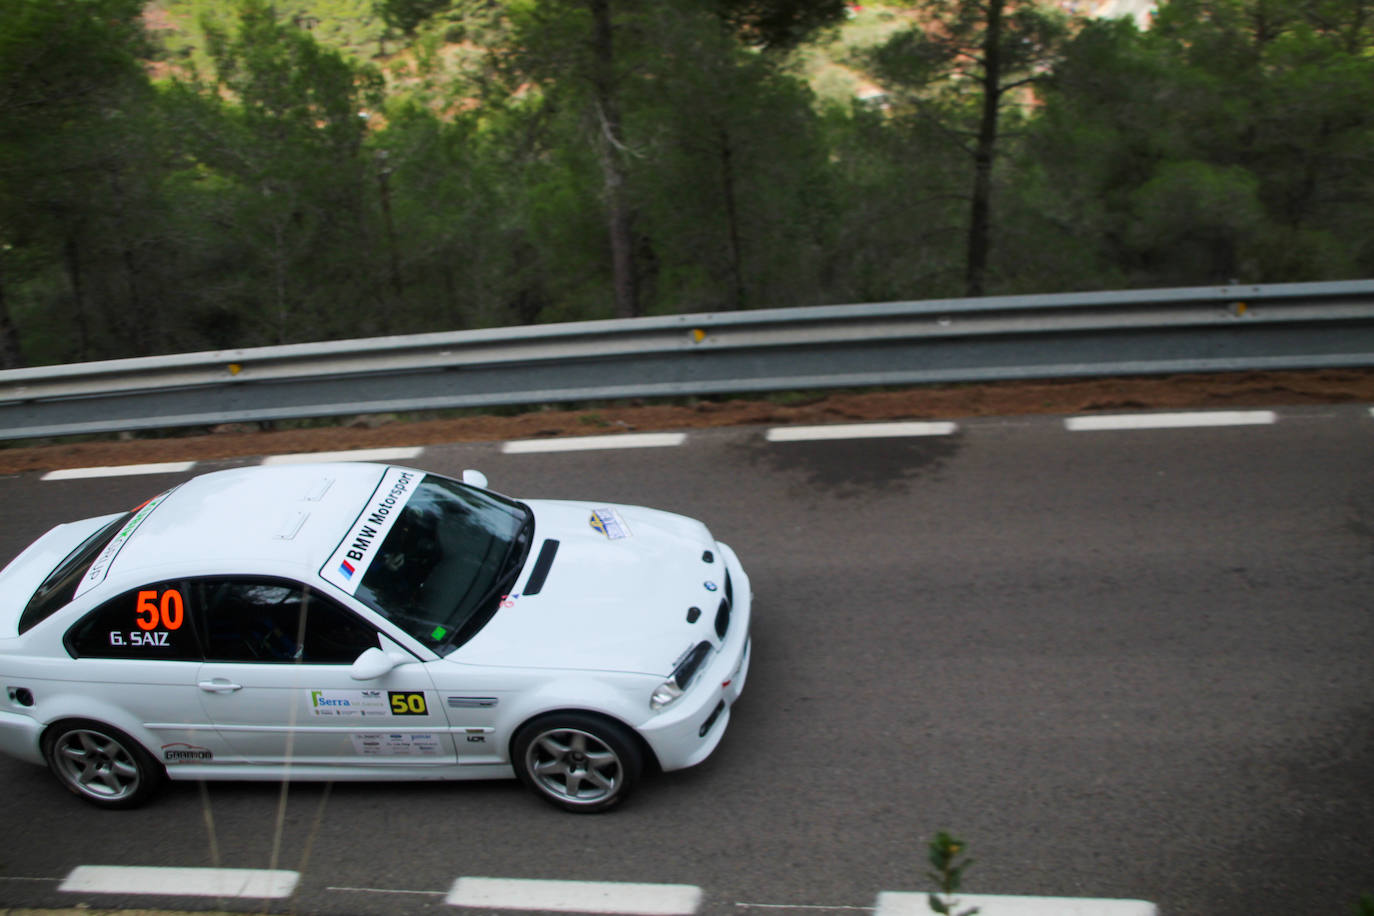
left=512, top=712, right=643, bottom=812
left=42, top=719, right=164, bottom=809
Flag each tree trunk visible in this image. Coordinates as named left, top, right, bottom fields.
left=965, top=0, right=1005, bottom=298
left=588, top=0, right=638, bottom=319
left=111, top=170, right=149, bottom=354
left=0, top=253, right=24, bottom=369
left=718, top=127, right=746, bottom=310
left=64, top=235, right=91, bottom=361
left=377, top=164, right=404, bottom=308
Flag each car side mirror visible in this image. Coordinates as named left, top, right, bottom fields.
left=462, top=469, right=489, bottom=489
left=350, top=646, right=410, bottom=680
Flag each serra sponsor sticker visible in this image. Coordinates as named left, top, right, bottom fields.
left=308, top=689, right=430, bottom=717
left=320, top=467, right=421, bottom=594
left=308, top=689, right=391, bottom=717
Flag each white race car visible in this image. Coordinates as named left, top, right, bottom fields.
left=0, top=463, right=750, bottom=812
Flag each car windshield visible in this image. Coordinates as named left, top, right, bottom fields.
left=352, top=475, right=533, bottom=654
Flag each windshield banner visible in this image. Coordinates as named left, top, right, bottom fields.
left=73, top=491, right=174, bottom=600
left=320, top=467, right=422, bottom=595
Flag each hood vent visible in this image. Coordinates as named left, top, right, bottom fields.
left=714, top=571, right=734, bottom=639
left=522, top=539, right=560, bottom=595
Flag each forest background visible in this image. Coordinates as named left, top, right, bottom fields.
left=1, top=0, right=1371, bottom=371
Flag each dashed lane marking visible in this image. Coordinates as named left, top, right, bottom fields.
left=59, top=865, right=299, bottom=899
left=736, top=903, right=874, bottom=910
left=329, top=885, right=447, bottom=897
left=1064, top=410, right=1277, bottom=431
left=765, top=422, right=958, bottom=442
left=37, top=405, right=1343, bottom=480
left=261, top=446, right=425, bottom=465
left=503, top=433, right=688, bottom=454
left=875, top=892, right=1157, bottom=916
left=41, top=461, right=197, bottom=481
left=32, top=870, right=1164, bottom=915
left=446, top=877, right=702, bottom=915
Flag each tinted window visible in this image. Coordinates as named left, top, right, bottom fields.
left=66, top=581, right=200, bottom=661
left=21, top=514, right=130, bottom=635
left=193, top=578, right=379, bottom=664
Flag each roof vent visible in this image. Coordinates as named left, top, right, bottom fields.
left=274, top=511, right=309, bottom=540
left=304, top=477, right=335, bottom=502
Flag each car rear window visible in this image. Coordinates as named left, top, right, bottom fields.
left=18, top=513, right=131, bottom=635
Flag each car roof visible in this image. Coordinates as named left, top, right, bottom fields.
left=110, top=462, right=392, bottom=582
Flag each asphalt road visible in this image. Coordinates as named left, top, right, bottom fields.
left=0, top=406, right=1371, bottom=916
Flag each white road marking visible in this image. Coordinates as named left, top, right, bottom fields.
left=261, top=446, right=424, bottom=465
left=737, top=903, right=874, bottom=911
left=875, top=892, right=1157, bottom=916
left=1064, top=410, right=1277, bottom=431
left=446, top=877, right=702, bottom=914
left=328, top=885, right=447, bottom=896
left=765, top=422, right=958, bottom=442
left=59, top=865, right=298, bottom=899
left=502, top=433, right=687, bottom=454
left=41, top=461, right=196, bottom=481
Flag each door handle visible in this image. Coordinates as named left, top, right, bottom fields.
left=198, top=679, right=243, bottom=693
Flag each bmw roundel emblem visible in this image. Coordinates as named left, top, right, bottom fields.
left=704, top=581, right=718, bottom=592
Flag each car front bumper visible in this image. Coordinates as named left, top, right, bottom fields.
left=636, top=541, right=751, bottom=771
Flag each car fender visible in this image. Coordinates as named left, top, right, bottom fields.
left=29, top=690, right=165, bottom=760
left=496, top=675, right=653, bottom=757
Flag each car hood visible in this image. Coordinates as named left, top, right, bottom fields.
left=447, top=499, right=726, bottom=677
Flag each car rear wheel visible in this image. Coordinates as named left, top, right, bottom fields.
left=512, top=712, right=642, bottom=812
left=42, top=720, right=164, bottom=809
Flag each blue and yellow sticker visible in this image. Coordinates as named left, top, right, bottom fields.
left=589, top=507, right=631, bottom=540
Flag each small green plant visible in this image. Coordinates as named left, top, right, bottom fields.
left=927, top=831, right=979, bottom=916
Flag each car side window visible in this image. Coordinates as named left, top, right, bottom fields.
left=192, top=577, right=380, bottom=664
left=66, top=581, right=200, bottom=661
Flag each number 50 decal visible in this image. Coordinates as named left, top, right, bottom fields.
left=388, top=692, right=428, bottom=715
left=136, top=589, right=184, bottom=631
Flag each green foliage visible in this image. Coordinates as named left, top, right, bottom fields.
left=167, top=1, right=391, bottom=345
left=0, top=0, right=160, bottom=366
left=865, top=0, right=1070, bottom=294
left=926, top=831, right=979, bottom=916
left=1, top=0, right=1370, bottom=368
left=1019, top=0, right=1374, bottom=288
left=868, top=0, right=1068, bottom=102
left=376, top=0, right=452, bottom=35
left=713, top=0, right=850, bottom=49
left=159, top=0, right=390, bottom=65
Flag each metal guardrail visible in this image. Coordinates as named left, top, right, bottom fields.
left=0, top=279, right=1371, bottom=440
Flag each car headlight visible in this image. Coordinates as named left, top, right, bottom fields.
left=651, top=640, right=713, bottom=711
left=650, top=681, right=684, bottom=709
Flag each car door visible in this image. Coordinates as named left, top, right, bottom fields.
left=191, top=576, right=456, bottom=767
left=64, top=581, right=237, bottom=768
